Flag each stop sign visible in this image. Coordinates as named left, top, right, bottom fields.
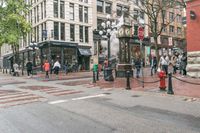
left=138, top=27, right=144, bottom=40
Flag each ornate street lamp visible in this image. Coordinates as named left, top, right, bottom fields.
left=99, top=15, right=116, bottom=81
left=29, top=42, right=38, bottom=67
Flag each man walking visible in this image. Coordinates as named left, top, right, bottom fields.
left=26, top=60, right=33, bottom=77
left=134, top=57, right=141, bottom=78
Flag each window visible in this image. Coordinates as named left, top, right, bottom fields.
left=79, top=26, right=83, bottom=42
left=134, top=0, right=139, bottom=5
left=79, top=5, right=83, bottom=22
left=169, top=25, right=174, bottom=33
left=60, top=1, right=65, bottom=19
left=37, top=26, right=39, bottom=42
left=140, top=11, right=144, bottom=19
left=169, top=12, right=174, bottom=22
left=97, top=0, right=103, bottom=13
left=161, top=10, right=166, bottom=19
left=44, top=0, right=46, bottom=18
left=70, top=24, right=75, bottom=41
left=54, top=0, right=58, bottom=18
left=177, top=27, right=182, bottom=34
left=69, top=3, right=74, bottom=20
left=37, top=5, right=39, bottom=22
left=54, top=22, right=59, bottom=40
left=61, top=23, right=65, bottom=40
left=123, top=6, right=129, bottom=13
left=161, top=24, right=167, bottom=32
left=30, top=10, right=32, bottom=24
left=41, top=3, right=43, bottom=20
left=133, top=9, right=139, bottom=20
left=117, top=5, right=122, bottom=16
left=84, top=7, right=88, bottom=23
left=97, top=19, right=104, bottom=30
left=177, top=14, right=181, bottom=23
left=34, top=7, right=36, bottom=23
left=105, top=2, right=112, bottom=14
left=85, top=27, right=89, bottom=43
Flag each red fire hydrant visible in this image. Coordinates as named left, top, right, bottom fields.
left=158, top=70, right=166, bottom=90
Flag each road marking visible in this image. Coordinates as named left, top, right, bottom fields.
left=48, top=94, right=106, bottom=105
left=71, top=94, right=106, bottom=101
left=48, top=100, right=68, bottom=104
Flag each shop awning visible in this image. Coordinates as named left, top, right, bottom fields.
left=78, top=48, right=92, bottom=56
left=7, top=56, right=13, bottom=60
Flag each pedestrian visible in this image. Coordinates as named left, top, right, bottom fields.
left=150, top=56, right=157, bottom=76
left=178, top=53, right=183, bottom=74
left=134, top=57, right=141, bottom=78
left=26, top=60, right=33, bottom=77
left=53, top=60, right=61, bottom=78
left=13, top=63, right=20, bottom=76
left=43, top=60, right=50, bottom=79
left=181, top=52, right=187, bottom=76
left=159, top=53, right=169, bottom=76
left=171, top=53, right=177, bottom=74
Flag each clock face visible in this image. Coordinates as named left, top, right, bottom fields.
left=125, top=28, right=130, bottom=36
left=118, top=28, right=124, bottom=37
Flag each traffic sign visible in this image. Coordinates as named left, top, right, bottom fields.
left=138, top=27, right=144, bottom=40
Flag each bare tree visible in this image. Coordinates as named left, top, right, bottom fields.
left=131, top=0, right=185, bottom=60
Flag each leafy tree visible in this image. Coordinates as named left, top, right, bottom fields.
left=0, top=0, right=31, bottom=64
left=130, top=0, right=185, bottom=61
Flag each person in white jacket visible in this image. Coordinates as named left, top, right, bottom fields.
left=159, top=54, right=169, bottom=75
left=53, top=60, right=61, bottom=76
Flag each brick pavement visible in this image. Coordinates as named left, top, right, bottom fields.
left=59, top=68, right=200, bottom=98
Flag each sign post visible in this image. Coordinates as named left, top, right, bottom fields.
left=138, top=26, right=144, bottom=87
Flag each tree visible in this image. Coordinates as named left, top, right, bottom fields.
left=130, top=0, right=185, bottom=61
left=0, top=0, right=31, bottom=64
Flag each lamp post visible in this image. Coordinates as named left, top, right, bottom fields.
left=99, top=15, right=116, bottom=81
left=29, top=42, right=38, bottom=67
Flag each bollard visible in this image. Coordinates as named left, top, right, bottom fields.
left=6, top=68, right=7, bottom=74
left=167, top=73, right=174, bottom=94
left=93, top=71, right=96, bottom=83
left=3, top=68, right=4, bottom=74
left=22, top=69, right=24, bottom=76
left=96, top=70, right=99, bottom=81
left=126, top=71, right=131, bottom=90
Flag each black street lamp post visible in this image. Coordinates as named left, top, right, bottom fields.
left=99, top=15, right=116, bottom=81
left=28, top=42, right=38, bottom=67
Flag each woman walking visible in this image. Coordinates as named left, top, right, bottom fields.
left=43, top=60, right=50, bottom=79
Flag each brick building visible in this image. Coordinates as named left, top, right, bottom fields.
left=186, top=0, right=200, bottom=78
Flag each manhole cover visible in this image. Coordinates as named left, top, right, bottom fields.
left=132, top=95, right=141, bottom=97
left=102, top=92, right=112, bottom=95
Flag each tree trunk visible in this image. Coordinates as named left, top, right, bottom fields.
left=154, top=36, right=160, bottom=66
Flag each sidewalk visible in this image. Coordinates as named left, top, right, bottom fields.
left=91, top=68, right=200, bottom=98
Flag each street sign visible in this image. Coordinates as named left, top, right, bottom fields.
left=138, top=26, right=144, bottom=40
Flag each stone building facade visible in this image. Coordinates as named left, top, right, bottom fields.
left=186, top=0, right=200, bottom=78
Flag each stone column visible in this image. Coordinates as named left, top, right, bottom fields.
left=187, top=51, right=200, bottom=78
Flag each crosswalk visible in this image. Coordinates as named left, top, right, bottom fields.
left=0, top=90, right=43, bottom=108
left=20, top=86, right=83, bottom=96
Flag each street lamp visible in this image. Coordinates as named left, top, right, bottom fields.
left=99, top=15, right=116, bottom=81
left=29, top=42, right=38, bottom=67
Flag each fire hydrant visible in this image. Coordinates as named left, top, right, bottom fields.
left=158, top=70, right=166, bottom=90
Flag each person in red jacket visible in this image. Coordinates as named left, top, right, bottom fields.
left=43, top=60, right=50, bottom=78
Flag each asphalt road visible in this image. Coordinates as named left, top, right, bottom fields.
left=0, top=74, right=199, bottom=133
